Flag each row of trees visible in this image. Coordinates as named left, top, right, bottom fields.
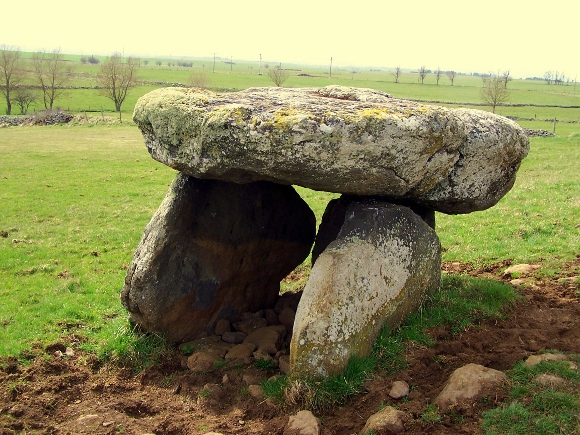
left=80, top=55, right=100, bottom=65
left=392, top=66, right=457, bottom=86
left=543, top=71, right=569, bottom=85
left=391, top=66, right=511, bottom=113
left=395, top=67, right=511, bottom=88
left=1, top=45, right=139, bottom=115
left=0, top=47, right=70, bottom=115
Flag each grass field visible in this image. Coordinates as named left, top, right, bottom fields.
left=1, top=55, right=578, bottom=353
left=1, top=121, right=578, bottom=357
left=0, top=125, right=175, bottom=355
left=1, top=55, right=579, bottom=433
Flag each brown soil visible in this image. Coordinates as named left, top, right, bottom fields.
left=1, top=258, right=579, bottom=435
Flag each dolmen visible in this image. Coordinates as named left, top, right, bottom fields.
left=122, top=85, right=529, bottom=377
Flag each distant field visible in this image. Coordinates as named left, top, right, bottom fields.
left=3, top=52, right=580, bottom=129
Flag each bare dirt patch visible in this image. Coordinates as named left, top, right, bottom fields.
left=1, top=258, right=579, bottom=434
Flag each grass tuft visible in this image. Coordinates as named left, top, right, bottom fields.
left=420, top=403, right=443, bottom=426
left=97, top=323, right=173, bottom=373
left=261, top=376, right=289, bottom=404
left=254, top=358, right=276, bottom=371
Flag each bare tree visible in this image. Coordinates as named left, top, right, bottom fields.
left=392, top=66, right=401, bottom=83
left=13, top=87, right=36, bottom=114
left=481, top=75, right=509, bottom=113
left=418, top=66, right=428, bottom=84
left=446, top=70, right=456, bottom=86
left=32, top=49, right=71, bottom=110
left=0, top=45, right=25, bottom=115
left=188, top=69, right=210, bottom=89
left=96, top=53, right=139, bottom=112
left=501, top=70, right=512, bottom=89
left=434, top=67, right=442, bottom=85
left=267, top=65, right=288, bottom=87
left=544, top=71, right=553, bottom=85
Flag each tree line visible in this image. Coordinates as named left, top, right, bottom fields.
left=3, top=45, right=569, bottom=117
left=1, top=45, right=139, bottom=115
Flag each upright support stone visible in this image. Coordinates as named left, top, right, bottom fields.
left=291, top=199, right=441, bottom=377
left=121, top=173, right=316, bottom=342
left=312, top=196, right=436, bottom=264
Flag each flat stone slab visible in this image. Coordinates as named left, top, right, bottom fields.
left=133, top=85, right=529, bottom=214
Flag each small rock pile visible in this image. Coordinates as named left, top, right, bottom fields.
left=0, top=109, right=73, bottom=127
left=0, top=116, right=21, bottom=126
left=524, top=128, right=555, bottom=137
left=181, top=290, right=302, bottom=375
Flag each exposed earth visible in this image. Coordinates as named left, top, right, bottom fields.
left=1, top=258, right=579, bottom=435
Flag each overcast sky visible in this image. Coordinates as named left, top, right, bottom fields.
left=2, top=0, right=579, bottom=79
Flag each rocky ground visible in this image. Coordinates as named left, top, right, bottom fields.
left=1, top=258, right=579, bottom=435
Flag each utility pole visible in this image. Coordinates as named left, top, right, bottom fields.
left=259, top=54, right=262, bottom=75
left=330, top=56, right=332, bottom=78
left=230, top=55, right=233, bottom=73
left=213, top=53, right=215, bottom=73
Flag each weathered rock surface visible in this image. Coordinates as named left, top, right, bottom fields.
left=121, top=173, right=316, bottom=342
left=284, top=410, right=321, bottom=435
left=389, top=380, right=410, bottom=399
left=503, top=263, right=540, bottom=277
left=359, top=406, right=407, bottom=435
left=224, top=343, right=256, bottom=360
left=187, top=351, right=222, bottom=373
left=434, top=363, right=506, bottom=411
left=133, top=85, right=529, bottom=214
left=221, top=331, right=246, bottom=344
left=523, top=353, right=577, bottom=370
left=535, top=374, right=567, bottom=387
left=243, top=325, right=286, bottom=354
left=291, top=199, right=441, bottom=377
left=312, top=196, right=435, bottom=264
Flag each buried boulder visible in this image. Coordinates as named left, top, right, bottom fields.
left=291, top=198, right=441, bottom=377
left=121, top=173, right=316, bottom=342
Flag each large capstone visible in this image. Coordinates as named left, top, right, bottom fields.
left=121, top=173, right=316, bottom=342
left=133, top=85, right=529, bottom=214
left=290, top=199, right=441, bottom=377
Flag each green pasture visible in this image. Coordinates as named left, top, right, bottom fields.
left=1, top=52, right=579, bottom=433
left=1, top=53, right=578, bottom=357
left=3, top=51, right=580, bottom=126
left=438, top=132, right=580, bottom=269
left=1, top=121, right=578, bottom=357
left=0, top=125, right=175, bottom=356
